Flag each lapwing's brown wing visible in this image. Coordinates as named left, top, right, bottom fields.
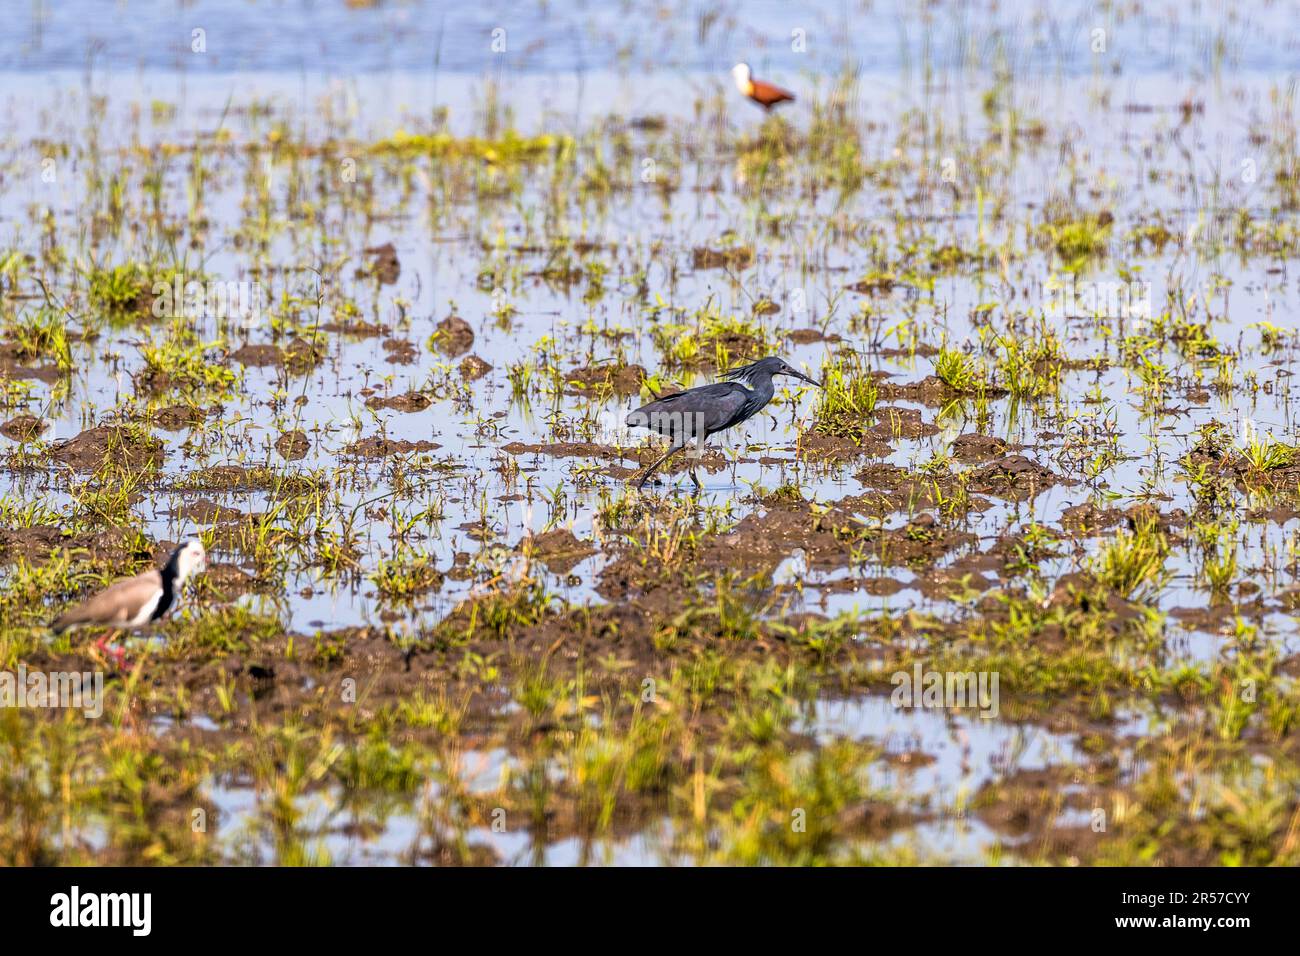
left=749, top=78, right=794, bottom=109
left=51, top=568, right=164, bottom=634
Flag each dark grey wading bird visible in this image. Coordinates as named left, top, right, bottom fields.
left=626, top=356, right=821, bottom=490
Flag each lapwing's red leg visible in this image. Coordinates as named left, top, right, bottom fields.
left=93, top=633, right=130, bottom=671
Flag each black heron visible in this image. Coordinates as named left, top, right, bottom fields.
left=626, top=356, right=821, bottom=490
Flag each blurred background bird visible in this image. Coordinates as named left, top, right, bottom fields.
left=732, top=63, right=795, bottom=110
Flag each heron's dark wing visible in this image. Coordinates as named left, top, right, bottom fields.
left=699, top=383, right=759, bottom=432
left=627, top=382, right=754, bottom=440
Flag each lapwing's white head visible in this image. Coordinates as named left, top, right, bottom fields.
left=172, top=540, right=207, bottom=585
left=731, top=63, right=753, bottom=94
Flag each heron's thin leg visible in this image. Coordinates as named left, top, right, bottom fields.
left=689, top=434, right=706, bottom=491
left=635, top=441, right=683, bottom=491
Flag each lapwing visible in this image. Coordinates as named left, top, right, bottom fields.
left=731, top=63, right=795, bottom=111
left=51, top=540, right=207, bottom=664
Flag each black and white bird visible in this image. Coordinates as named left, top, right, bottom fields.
left=51, top=541, right=207, bottom=651
left=626, top=356, right=821, bottom=490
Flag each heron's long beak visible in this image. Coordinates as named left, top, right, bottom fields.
left=790, top=369, right=822, bottom=388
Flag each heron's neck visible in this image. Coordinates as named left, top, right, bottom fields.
left=746, top=371, right=776, bottom=405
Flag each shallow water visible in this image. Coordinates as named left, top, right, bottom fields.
left=7, top=0, right=1298, bottom=76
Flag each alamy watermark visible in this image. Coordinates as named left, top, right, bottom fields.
left=50, top=886, right=151, bottom=936
left=1044, top=276, right=1151, bottom=321
left=593, top=407, right=719, bottom=458
left=0, top=664, right=104, bottom=718
left=151, top=274, right=265, bottom=326
left=891, top=663, right=999, bottom=719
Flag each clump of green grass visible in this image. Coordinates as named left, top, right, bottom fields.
left=12, top=307, right=72, bottom=372
left=86, top=262, right=150, bottom=314
left=934, top=346, right=979, bottom=392
left=392, top=690, right=467, bottom=734
left=139, top=320, right=237, bottom=393
left=449, top=578, right=555, bottom=642
left=564, top=705, right=680, bottom=834
left=650, top=302, right=773, bottom=371
left=1043, top=212, right=1113, bottom=268
left=994, top=325, right=1065, bottom=398
left=162, top=604, right=281, bottom=657
left=1098, top=755, right=1300, bottom=866
left=1241, top=432, right=1296, bottom=471
left=765, top=482, right=806, bottom=505
left=1202, top=540, right=1239, bottom=597
left=1090, top=517, right=1170, bottom=601
left=812, top=353, right=878, bottom=442
left=712, top=739, right=879, bottom=865
left=507, top=359, right=534, bottom=400
left=372, top=553, right=443, bottom=601
left=369, top=128, right=570, bottom=163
